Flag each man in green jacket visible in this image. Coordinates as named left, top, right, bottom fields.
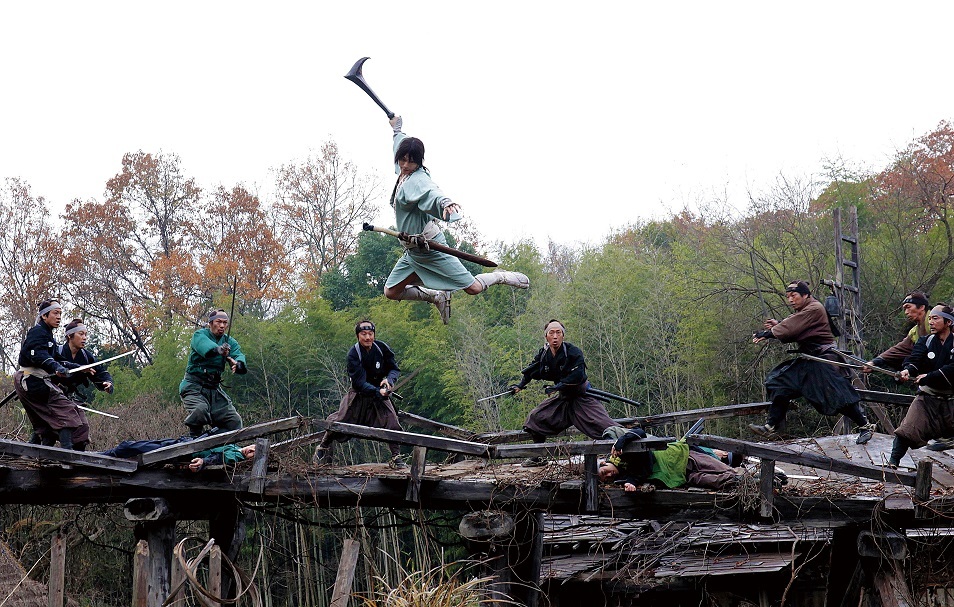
left=179, top=309, right=248, bottom=437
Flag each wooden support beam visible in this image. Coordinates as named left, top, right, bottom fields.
left=48, top=532, right=65, bottom=607
left=916, top=459, right=933, bottom=520
left=124, top=497, right=172, bottom=521
left=0, top=440, right=137, bottom=472
left=248, top=438, right=270, bottom=496
left=686, top=435, right=918, bottom=487
left=759, top=459, right=775, bottom=519
left=131, top=540, right=149, bottom=607
left=169, top=554, right=185, bottom=606
left=325, top=422, right=491, bottom=456
left=330, top=538, right=361, bottom=607
left=209, top=545, right=222, bottom=601
left=139, top=417, right=302, bottom=465
left=398, top=411, right=477, bottom=441
left=493, top=437, right=672, bottom=459
left=583, top=454, right=598, bottom=513
left=405, top=446, right=427, bottom=503
left=134, top=520, right=175, bottom=607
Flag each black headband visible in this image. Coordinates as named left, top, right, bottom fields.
left=785, top=283, right=810, bottom=296
left=356, top=322, right=375, bottom=334
left=902, top=295, right=929, bottom=308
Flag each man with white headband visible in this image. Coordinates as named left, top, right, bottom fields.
left=750, top=281, right=877, bottom=444
left=179, top=308, right=248, bottom=437
left=55, top=318, right=114, bottom=403
left=314, top=320, right=407, bottom=469
left=886, top=303, right=954, bottom=467
left=12, top=300, right=90, bottom=450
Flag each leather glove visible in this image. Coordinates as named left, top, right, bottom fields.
left=390, top=115, right=403, bottom=134
left=508, top=385, right=522, bottom=393
left=214, top=344, right=231, bottom=356
left=753, top=330, right=774, bottom=339
left=234, top=360, right=247, bottom=374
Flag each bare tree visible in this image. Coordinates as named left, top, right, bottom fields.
left=0, top=179, right=60, bottom=370
left=274, top=141, right=379, bottom=288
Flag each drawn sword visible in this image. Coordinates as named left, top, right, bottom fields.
left=67, top=350, right=137, bottom=374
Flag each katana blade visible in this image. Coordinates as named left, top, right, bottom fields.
left=836, top=352, right=903, bottom=380
left=67, top=350, right=137, bottom=375
left=587, top=387, right=644, bottom=407
left=683, top=417, right=706, bottom=439
left=77, top=404, right=119, bottom=419
left=477, top=389, right=515, bottom=403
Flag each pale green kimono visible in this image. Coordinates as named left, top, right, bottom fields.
left=384, top=132, right=475, bottom=291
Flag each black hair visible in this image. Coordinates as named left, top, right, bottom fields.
left=394, top=137, right=425, bottom=167
left=544, top=319, right=566, bottom=333
left=903, top=291, right=929, bottom=309
left=355, top=320, right=375, bottom=335
left=65, top=318, right=84, bottom=332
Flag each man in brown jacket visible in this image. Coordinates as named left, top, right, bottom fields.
left=749, top=281, right=876, bottom=444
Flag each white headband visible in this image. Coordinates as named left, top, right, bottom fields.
left=65, top=323, right=87, bottom=337
left=209, top=311, right=229, bottom=322
left=38, top=302, right=62, bottom=317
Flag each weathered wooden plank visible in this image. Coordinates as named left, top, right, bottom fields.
left=248, top=438, right=270, bottom=495
left=49, top=532, right=65, bottom=607
left=583, top=454, right=598, bottom=514
left=270, top=429, right=326, bottom=452
left=397, top=411, right=477, bottom=441
left=856, top=390, right=915, bottom=407
left=476, top=403, right=772, bottom=445
left=330, top=539, right=361, bottom=607
left=209, top=544, right=222, bottom=600
left=0, top=440, right=137, bottom=472
left=686, top=435, right=917, bottom=487
left=493, top=438, right=673, bottom=459
left=325, top=422, right=490, bottom=456
left=139, top=417, right=302, bottom=465
left=131, top=540, right=149, bottom=607
left=616, top=402, right=771, bottom=429
left=759, top=459, right=775, bottom=519
left=405, top=446, right=427, bottom=503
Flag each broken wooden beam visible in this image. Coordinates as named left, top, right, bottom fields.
left=405, top=446, right=427, bottom=503
left=248, top=438, right=270, bottom=496
left=759, top=458, right=776, bottom=519
left=0, top=440, right=138, bottom=472
left=686, top=435, right=918, bottom=487
left=139, top=417, right=302, bottom=466
left=856, top=390, right=915, bottom=407
left=475, top=402, right=772, bottom=445
left=324, top=422, right=491, bottom=456
left=492, top=437, right=673, bottom=460
left=398, top=411, right=477, bottom=441
left=330, top=539, right=361, bottom=607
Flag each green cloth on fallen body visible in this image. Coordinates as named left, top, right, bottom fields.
left=648, top=440, right=689, bottom=488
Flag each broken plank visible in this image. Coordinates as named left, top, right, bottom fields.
left=0, top=440, right=137, bottom=472
left=326, top=422, right=490, bottom=456
left=492, top=437, right=673, bottom=459
left=139, top=417, right=303, bottom=466
left=616, top=402, right=771, bottom=429
left=397, top=411, right=477, bottom=441
left=248, top=438, right=270, bottom=495
left=856, top=390, right=915, bottom=407
left=686, top=435, right=917, bottom=487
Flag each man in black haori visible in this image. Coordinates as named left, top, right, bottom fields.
left=13, top=300, right=90, bottom=450
left=512, top=319, right=625, bottom=467
left=749, top=281, right=876, bottom=444
left=314, top=321, right=407, bottom=469
left=886, top=304, right=954, bottom=468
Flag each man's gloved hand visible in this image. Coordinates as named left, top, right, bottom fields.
left=214, top=344, right=231, bottom=356
left=508, top=385, right=522, bottom=394
left=753, top=330, right=774, bottom=339
left=233, top=360, right=247, bottom=374
left=390, top=115, right=403, bottom=134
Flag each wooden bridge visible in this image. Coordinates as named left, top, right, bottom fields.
left=1, top=394, right=951, bottom=606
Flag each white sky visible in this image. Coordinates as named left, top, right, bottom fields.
left=2, top=2, right=952, bottom=249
